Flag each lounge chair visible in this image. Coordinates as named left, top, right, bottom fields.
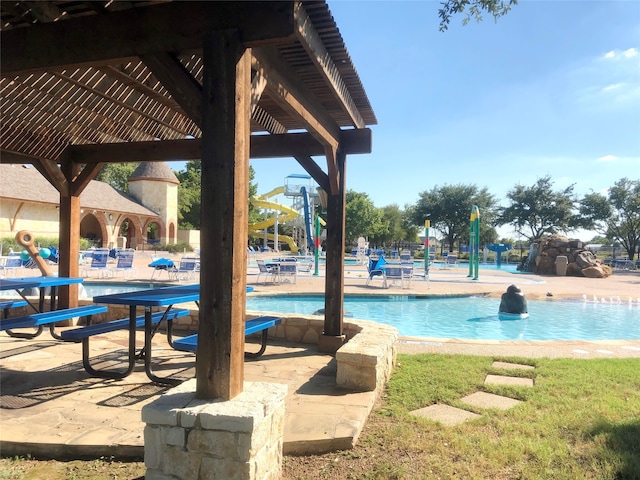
left=81, top=248, right=112, bottom=278
left=446, top=253, right=458, bottom=268
left=383, top=264, right=405, bottom=288
left=0, top=254, right=25, bottom=278
left=169, top=256, right=199, bottom=281
left=256, top=259, right=278, bottom=284
left=366, top=254, right=386, bottom=286
left=110, top=248, right=136, bottom=279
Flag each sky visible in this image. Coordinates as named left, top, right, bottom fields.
left=172, top=0, right=640, bottom=241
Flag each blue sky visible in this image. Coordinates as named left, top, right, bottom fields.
left=173, top=1, right=640, bottom=240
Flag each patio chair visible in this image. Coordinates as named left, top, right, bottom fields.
left=446, top=253, right=458, bottom=268
left=169, top=256, right=199, bottom=281
left=110, top=248, right=136, bottom=279
left=296, top=256, right=314, bottom=276
left=366, top=254, right=386, bottom=287
left=81, top=248, right=112, bottom=278
left=277, top=262, right=297, bottom=284
left=383, top=264, right=406, bottom=288
left=256, top=259, right=278, bottom=284
left=0, top=254, right=25, bottom=278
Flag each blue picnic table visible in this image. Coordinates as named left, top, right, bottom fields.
left=0, top=276, right=85, bottom=339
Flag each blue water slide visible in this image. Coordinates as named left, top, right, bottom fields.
left=300, top=186, right=315, bottom=251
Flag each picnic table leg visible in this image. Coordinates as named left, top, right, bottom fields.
left=144, top=306, right=181, bottom=386
left=244, top=329, right=269, bottom=358
left=79, top=305, right=138, bottom=379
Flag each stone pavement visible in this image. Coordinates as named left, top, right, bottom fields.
left=0, top=329, right=375, bottom=459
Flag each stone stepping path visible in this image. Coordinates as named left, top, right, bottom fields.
left=460, top=391, right=521, bottom=410
left=411, top=404, right=481, bottom=426
left=411, top=361, right=535, bottom=425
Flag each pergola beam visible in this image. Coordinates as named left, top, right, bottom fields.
left=1, top=2, right=296, bottom=77
left=140, top=52, right=204, bottom=128
left=25, top=129, right=371, bottom=165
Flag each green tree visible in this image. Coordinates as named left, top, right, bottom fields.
left=95, top=163, right=138, bottom=193
left=412, top=184, right=498, bottom=252
left=176, top=161, right=201, bottom=229
left=439, top=0, right=518, bottom=31
left=580, top=178, right=640, bottom=260
left=497, top=176, right=585, bottom=241
left=176, top=163, right=260, bottom=230
left=345, top=190, right=384, bottom=245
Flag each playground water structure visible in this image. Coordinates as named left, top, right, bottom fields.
left=248, top=174, right=325, bottom=254
left=245, top=294, right=640, bottom=341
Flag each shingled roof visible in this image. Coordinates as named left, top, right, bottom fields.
left=0, top=164, right=159, bottom=216
left=130, top=162, right=179, bottom=184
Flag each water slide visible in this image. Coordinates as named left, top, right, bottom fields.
left=300, top=186, right=326, bottom=252
left=249, top=187, right=301, bottom=253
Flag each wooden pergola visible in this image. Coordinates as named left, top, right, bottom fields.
left=0, top=1, right=376, bottom=401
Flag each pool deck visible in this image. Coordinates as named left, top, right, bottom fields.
left=1, top=251, right=639, bottom=461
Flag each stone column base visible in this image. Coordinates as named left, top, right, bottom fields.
left=142, top=380, right=287, bottom=480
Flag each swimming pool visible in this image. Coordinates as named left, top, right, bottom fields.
left=246, top=295, right=640, bottom=341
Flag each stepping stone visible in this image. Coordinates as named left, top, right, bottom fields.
left=460, top=391, right=521, bottom=410
left=492, top=361, right=534, bottom=371
left=410, top=404, right=481, bottom=426
left=485, top=374, right=533, bottom=387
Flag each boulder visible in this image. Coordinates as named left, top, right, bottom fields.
left=524, top=234, right=610, bottom=278
left=582, top=266, right=606, bottom=278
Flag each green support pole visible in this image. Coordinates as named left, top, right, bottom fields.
left=424, top=219, right=430, bottom=277
left=468, top=205, right=480, bottom=280
left=313, top=215, right=320, bottom=276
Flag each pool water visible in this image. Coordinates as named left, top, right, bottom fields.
left=246, top=295, right=640, bottom=341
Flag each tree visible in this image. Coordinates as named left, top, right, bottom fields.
left=176, top=161, right=201, bottom=229
left=176, top=163, right=260, bottom=230
left=439, top=0, right=518, bottom=31
left=412, top=184, right=499, bottom=252
left=345, top=190, right=384, bottom=245
left=96, top=163, right=138, bottom=193
left=580, top=178, right=640, bottom=260
left=497, top=176, right=586, bottom=241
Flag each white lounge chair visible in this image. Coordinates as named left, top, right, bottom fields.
left=170, top=256, right=199, bottom=281
left=110, top=248, right=136, bottom=279
left=81, top=248, right=112, bottom=278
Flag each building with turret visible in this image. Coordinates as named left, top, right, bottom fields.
left=0, top=162, right=179, bottom=251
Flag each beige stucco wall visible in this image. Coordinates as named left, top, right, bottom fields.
left=177, top=229, right=200, bottom=250
left=0, top=200, right=60, bottom=239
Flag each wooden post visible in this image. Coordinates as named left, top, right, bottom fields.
left=196, top=30, right=250, bottom=401
left=320, top=149, right=346, bottom=352
left=58, top=161, right=81, bottom=309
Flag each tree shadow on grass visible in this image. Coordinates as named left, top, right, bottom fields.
left=590, top=419, right=640, bottom=479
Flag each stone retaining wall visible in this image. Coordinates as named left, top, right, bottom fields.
left=75, top=301, right=398, bottom=395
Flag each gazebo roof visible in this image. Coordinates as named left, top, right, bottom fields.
left=1, top=1, right=377, bottom=165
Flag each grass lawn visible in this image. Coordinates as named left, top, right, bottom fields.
left=2, top=354, right=639, bottom=479
left=283, top=354, right=640, bottom=479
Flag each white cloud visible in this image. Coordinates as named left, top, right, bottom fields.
left=597, top=154, right=617, bottom=162
left=602, top=47, right=639, bottom=60
left=601, top=83, right=622, bottom=92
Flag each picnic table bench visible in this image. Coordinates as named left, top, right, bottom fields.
left=0, top=299, right=28, bottom=318
left=0, top=305, right=108, bottom=340
left=170, top=315, right=282, bottom=358
left=61, top=307, right=191, bottom=379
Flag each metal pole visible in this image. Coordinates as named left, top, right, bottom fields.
left=424, top=219, right=430, bottom=280
left=313, top=215, right=320, bottom=276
